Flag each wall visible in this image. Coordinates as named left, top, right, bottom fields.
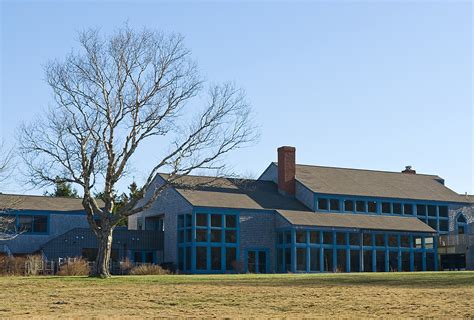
left=295, top=182, right=315, bottom=210
left=3, top=211, right=89, bottom=254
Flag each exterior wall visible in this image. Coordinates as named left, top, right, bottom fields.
left=258, top=163, right=278, bottom=184
left=128, top=176, right=192, bottom=265
left=2, top=210, right=89, bottom=254
left=295, top=181, right=315, bottom=210
left=239, top=210, right=277, bottom=273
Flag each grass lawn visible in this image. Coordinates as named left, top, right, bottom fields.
left=0, top=272, right=473, bottom=318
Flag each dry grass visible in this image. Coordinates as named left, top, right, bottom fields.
left=0, top=272, right=472, bottom=318
left=129, top=264, right=170, bottom=275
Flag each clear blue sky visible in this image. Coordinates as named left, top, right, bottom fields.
left=0, top=1, right=472, bottom=195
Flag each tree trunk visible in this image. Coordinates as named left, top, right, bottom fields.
left=92, top=226, right=114, bottom=278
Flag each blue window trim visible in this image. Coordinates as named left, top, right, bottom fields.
left=1, top=211, right=50, bottom=235
left=244, top=248, right=269, bottom=273
left=275, top=226, right=438, bottom=273
left=177, top=207, right=240, bottom=274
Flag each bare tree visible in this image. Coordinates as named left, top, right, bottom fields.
left=18, top=26, right=258, bottom=277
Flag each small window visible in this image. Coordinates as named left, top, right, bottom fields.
left=367, top=201, right=377, bottom=213
left=33, top=216, right=48, bottom=233
left=427, top=205, right=437, bottom=217
left=296, top=231, right=306, bottom=243
left=392, top=203, right=402, bottom=214
left=416, top=205, right=426, bottom=216
left=329, top=199, right=340, bottom=211
left=438, top=206, right=448, bottom=218
left=382, top=202, right=391, bottom=214
left=225, top=215, right=237, bottom=228
left=356, top=201, right=366, bottom=213
left=318, top=198, right=328, bottom=210
left=211, top=214, right=222, bottom=227
left=403, top=204, right=413, bottom=215
left=196, top=213, right=207, bottom=227
left=309, top=231, right=319, bottom=244
left=344, top=200, right=354, bottom=212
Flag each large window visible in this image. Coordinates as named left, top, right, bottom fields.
left=178, top=212, right=239, bottom=273
left=16, top=215, right=48, bottom=234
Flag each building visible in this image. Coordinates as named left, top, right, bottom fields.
left=0, top=194, right=162, bottom=265
left=1, top=146, right=473, bottom=273
left=129, top=146, right=474, bottom=273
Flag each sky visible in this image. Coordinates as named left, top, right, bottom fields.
left=0, top=0, right=472, bottom=196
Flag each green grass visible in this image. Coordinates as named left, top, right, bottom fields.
left=1, top=272, right=473, bottom=318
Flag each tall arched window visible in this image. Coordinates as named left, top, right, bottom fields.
left=455, top=213, right=467, bottom=235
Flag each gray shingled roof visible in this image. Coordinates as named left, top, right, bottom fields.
left=292, top=164, right=465, bottom=203
left=161, top=174, right=308, bottom=211
left=0, top=194, right=93, bottom=212
left=278, top=210, right=436, bottom=233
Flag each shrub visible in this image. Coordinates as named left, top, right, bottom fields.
left=0, top=256, right=27, bottom=276
left=129, top=264, right=170, bottom=275
left=119, top=258, right=134, bottom=275
left=25, top=255, right=44, bottom=276
left=57, top=258, right=90, bottom=276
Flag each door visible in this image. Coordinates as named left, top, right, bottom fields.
left=247, top=249, right=267, bottom=273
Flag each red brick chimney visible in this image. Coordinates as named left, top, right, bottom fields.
left=402, top=165, right=416, bottom=174
left=278, top=146, right=296, bottom=196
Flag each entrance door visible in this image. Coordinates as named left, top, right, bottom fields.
left=247, top=249, right=267, bottom=273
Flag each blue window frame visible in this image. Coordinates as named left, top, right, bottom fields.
left=1, top=213, right=49, bottom=234
left=177, top=210, right=239, bottom=274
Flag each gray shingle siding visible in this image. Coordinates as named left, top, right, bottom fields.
left=295, top=181, right=314, bottom=210
left=3, top=213, right=89, bottom=254
left=258, top=163, right=278, bottom=183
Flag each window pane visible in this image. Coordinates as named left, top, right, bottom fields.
left=426, top=252, right=435, bottom=271
left=439, top=219, right=449, bottom=232
left=196, top=247, right=207, bottom=270
left=329, top=199, right=340, bottom=211
left=277, top=232, right=284, bottom=244
left=367, top=201, right=377, bottom=213
left=225, top=230, right=236, bottom=243
left=33, top=216, right=47, bottom=233
left=387, top=235, right=398, bottom=247
left=428, top=219, right=437, bottom=230
left=185, top=247, right=191, bottom=270
left=349, top=233, right=360, bottom=246
left=363, top=250, right=373, bottom=272
left=258, top=251, right=267, bottom=273
left=211, top=247, right=222, bottom=270
left=248, top=251, right=256, bottom=273
left=19, top=215, right=33, bottom=232
left=178, top=230, right=184, bottom=243
left=350, top=250, right=361, bottom=272
left=389, top=251, right=398, bottom=272
left=296, top=248, right=306, bottom=271
left=375, top=234, right=385, bottom=247
left=226, top=247, right=236, bottom=271
left=392, top=203, right=402, bottom=214
left=178, top=215, right=184, bottom=228
left=382, top=202, right=391, bottom=214
left=356, top=201, right=365, bottom=212
left=310, top=248, right=319, bottom=271
left=134, top=251, right=142, bottom=263
left=336, top=232, right=346, bottom=245
left=225, top=215, right=237, bottom=228
left=403, top=204, right=413, bottom=215
left=416, top=205, right=426, bottom=216
left=323, top=248, right=333, bottom=272
left=277, top=249, right=284, bottom=273
left=211, top=229, right=222, bottom=243
left=439, top=206, right=448, bottom=218
left=196, top=214, right=207, bottom=227
left=196, top=229, right=207, bottom=242
left=376, top=251, right=386, bottom=272
left=344, top=200, right=354, bottom=212
left=323, top=232, right=333, bottom=244
left=145, top=252, right=154, bottom=263
left=401, top=251, right=410, bottom=271
left=425, top=237, right=434, bottom=249
left=414, top=252, right=423, bottom=271
left=309, top=231, right=319, bottom=244
left=1, top=215, right=16, bottom=233
left=363, top=233, right=373, bottom=247
left=178, top=248, right=184, bottom=270
left=318, top=198, right=328, bottom=210
left=211, top=214, right=222, bottom=227
left=428, top=205, right=437, bottom=217
left=185, top=214, right=192, bottom=227
left=285, top=231, right=292, bottom=244
left=337, top=249, right=347, bottom=272
left=285, top=248, right=291, bottom=271
left=296, top=231, right=306, bottom=243
left=186, top=229, right=192, bottom=243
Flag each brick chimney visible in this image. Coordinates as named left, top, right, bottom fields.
left=402, top=165, right=416, bottom=174
left=278, top=146, right=296, bottom=196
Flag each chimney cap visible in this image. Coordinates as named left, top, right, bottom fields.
left=277, top=146, right=296, bottom=151
left=402, top=165, right=416, bottom=174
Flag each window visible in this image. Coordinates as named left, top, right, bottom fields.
left=196, top=213, right=207, bottom=227
left=349, top=233, right=360, bottom=246
left=310, top=248, right=319, bottom=271
left=344, top=200, right=354, bottom=212
left=416, top=205, right=426, bottom=216
left=196, top=229, right=207, bottom=242
left=211, top=229, right=222, bottom=243
left=400, top=235, right=410, bottom=248
left=336, top=232, right=346, bottom=245
left=296, top=231, right=306, bottom=243
left=392, top=203, right=402, bottom=215
left=439, top=206, right=448, bottom=218
left=428, top=219, right=437, bottom=230
left=323, top=249, right=333, bottom=272
left=226, top=247, right=236, bottom=271
left=211, top=247, right=222, bottom=270
left=439, top=219, right=449, bottom=232
left=367, top=201, right=377, bottom=213
left=196, top=247, right=207, bottom=270
left=337, top=249, right=347, bottom=272
left=427, top=205, right=437, bottom=217
left=296, top=248, right=306, bottom=271
left=225, top=215, right=237, bottom=228
left=387, top=235, right=398, bottom=247
left=356, top=201, right=366, bottom=213
left=375, top=234, right=385, bottom=247
left=323, top=232, right=333, bottom=244
left=309, top=231, right=319, bottom=244
left=382, top=202, right=391, bottom=214
left=403, top=204, right=413, bottom=215
left=329, top=199, right=340, bottom=211
left=18, top=215, right=48, bottom=234
left=318, top=198, right=328, bottom=210
left=363, top=233, right=373, bottom=247
left=211, top=214, right=222, bottom=227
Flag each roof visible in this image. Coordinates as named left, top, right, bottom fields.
left=289, top=163, right=465, bottom=203
left=278, top=210, right=436, bottom=233
left=160, top=174, right=308, bottom=211
left=0, top=194, right=90, bottom=212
